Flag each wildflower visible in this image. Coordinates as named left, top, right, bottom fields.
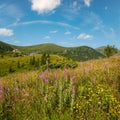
left=14, top=87, right=19, bottom=91
left=53, top=84, right=57, bottom=88
left=39, top=72, right=45, bottom=79
left=98, top=101, right=101, bottom=105
left=104, top=62, right=109, bottom=69
left=64, top=71, right=70, bottom=79
left=7, top=87, right=10, bottom=92
left=44, top=79, right=49, bottom=84
left=54, top=73, right=58, bottom=79
left=0, top=89, right=3, bottom=94
left=76, top=103, right=79, bottom=108
left=87, top=66, right=92, bottom=72
left=72, top=76, right=76, bottom=84
left=0, top=89, right=3, bottom=97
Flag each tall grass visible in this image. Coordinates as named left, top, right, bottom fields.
left=0, top=56, right=120, bottom=119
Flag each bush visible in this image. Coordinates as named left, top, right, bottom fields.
left=41, top=61, right=78, bottom=70
left=8, top=66, right=15, bottom=73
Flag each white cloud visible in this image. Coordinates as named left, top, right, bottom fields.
left=105, top=6, right=108, bottom=10
left=11, top=20, right=80, bottom=30
left=84, top=0, right=92, bottom=7
left=43, top=36, right=51, bottom=39
left=73, top=1, right=77, bottom=7
left=0, top=28, right=14, bottom=36
left=31, top=0, right=61, bottom=14
left=64, top=31, right=71, bottom=35
left=0, top=4, right=6, bottom=9
left=0, top=4, right=23, bottom=20
left=50, top=30, right=58, bottom=33
left=13, top=40, right=20, bottom=44
left=77, top=33, right=93, bottom=40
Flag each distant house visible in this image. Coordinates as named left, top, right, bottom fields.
left=13, top=49, right=21, bottom=53
left=29, top=53, right=37, bottom=56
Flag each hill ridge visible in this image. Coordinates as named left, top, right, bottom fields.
left=0, top=41, right=105, bottom=61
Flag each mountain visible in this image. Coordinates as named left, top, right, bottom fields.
left=96, top=46, right=120, bottom=56
left=62, top=46, right=105, bottom=61
left=96, top=46, right=106, bottom=55
left=0, top=41, right=105, bottom=61
left=0, top=41, right=14, bottom=53
left=13, top=43, right=65, bottom=54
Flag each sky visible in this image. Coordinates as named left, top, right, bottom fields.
left=0, top=0, right=120, bottom=48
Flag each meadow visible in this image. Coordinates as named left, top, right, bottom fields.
left=0, top=56, right=120, bottom=120
left=0, top=54, right=77, bottom=77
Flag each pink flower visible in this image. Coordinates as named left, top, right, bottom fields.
left=14, top=87, right=19, bottom=91
left=53, top=84, right=57, bottom=88
left=39, top=73, right=45, bottom=79
left=72, top=76, right=76, bottom=83
left=44, top=79, right=49, bottom=84
left=87, top=66, right=91, bottom=72
left=0, top=89, right=3, bottom=94
left=0, top=89, right=3, bottom=97
left=104, top=62, right=109, bottom=68
left=64, top=71, right=70, bottom=79
left=54, top=73, right=58, bottom=79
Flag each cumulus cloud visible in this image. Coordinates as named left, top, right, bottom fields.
left=77, top=33, right=93, bottom=40
left=31, top=0, right=61, bottom=14
left=0, top=28, right=14, bottom=36
left=64, top=31, right=71, bottom=35
left=84, top=0, right=92, bottom=7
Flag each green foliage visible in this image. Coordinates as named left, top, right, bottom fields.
left=104, top=45, right=118, bottom=57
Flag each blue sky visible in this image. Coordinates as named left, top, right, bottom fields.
left=0, top=0, right=120, bottom=48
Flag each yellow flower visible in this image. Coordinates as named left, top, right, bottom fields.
left=76, top=103, right=79, bottom=108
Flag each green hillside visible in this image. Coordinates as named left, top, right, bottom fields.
left=13, top=43, right=65, bottom=54
left=14, top=43, right=105, bottom=61
left=0, top=41, right=14, bottom=53
left=0, top=41, right=105, bottom=61
left=62, top=46, right=105, bottom=61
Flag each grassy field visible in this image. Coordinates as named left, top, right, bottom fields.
left=0, top=56, right=120, bottom=119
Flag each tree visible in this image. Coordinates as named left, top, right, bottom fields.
left=17, top=61, right=20, bottom=68
left=41, top=53, right=47, bottom=65
left=41, top=53, right=50, bottom=65
left=1, top=54, right=4, bottom=58
left=30, top=56, right=35, bottom=65
left=104, top=45, right=118, bottom=57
